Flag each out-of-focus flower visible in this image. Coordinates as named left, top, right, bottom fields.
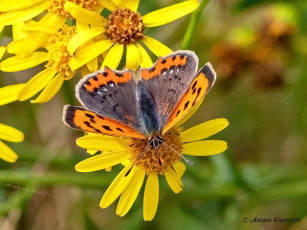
left=0, top=24, right=77, bottom=103
left=74, top=118, right=228, bottom=221
left=0, top=123, right=24, bottom=163
left=66, top=0, right=200, bottom=70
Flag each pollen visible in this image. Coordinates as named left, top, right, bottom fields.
left=48, top=0, right=99, bottom=17
left=129, top=128, right=182, bottom=175
left=105, top=8, right=145, bottom=44
left=45, top=25, right=76, bottom=79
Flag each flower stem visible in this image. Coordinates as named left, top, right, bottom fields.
left=181, top=0, right=210, bottom=49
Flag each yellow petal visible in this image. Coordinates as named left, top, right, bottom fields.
left=119, top=0, right=139, bottom=11
left=116, top=168, right=145, bottom=216
left=0, top=52, right=48, bottom=72
left=135, top=43, right=153, bottom=68
left=0, top=1, right=48, bottom=25
left=75, top=150, right=129, bottom=172
left=0, top=123, right=24, bottom=142
left=0, top=46, right=5, bottom=60
left=69, top=40, right=113, bottom=70
left=183, top=140, right=228, bottom=156
left=76, top=135, right=129, bottom=151
left=0, top=83, right=25, bottom=106
left=102, top=43, right=123, bottom=69
left=30, top=74, right=64, bottom=103
left=172, top=161, right=186, bottom=179
left=126, top=43, right=140, bottom=70
left=181, top=118, right=229, bottom=142
left=64, top=1, right=107, bottom=26
left=12, top=22, right=27, bottom=40
left=142, top=36, right=172, bottom=57
left=142, top=0, right=199, bottom=27
left=0, top=0, right=42, bottom=12
left=100, top=164, right=136, bottom=208
left=67, top=27, right=105, bottom=55
left=99, top=0, right=117, bottom=11
left=165, top=167, right=183, bottom=193
left=0, top=140, right=18, bottom=163
left=143, top=173, right=159, bottom=221
left=86, top=57, right=98, bottom=72
left=18, top=68, right=56, bottom=101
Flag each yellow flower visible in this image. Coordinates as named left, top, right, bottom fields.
left=75, top=118, right=229, bottom=221
left=66, top=0, right=200, bottom=70
left=0, top=24, right=77, bottom=103
left=0, top=123, right=24, bottom=163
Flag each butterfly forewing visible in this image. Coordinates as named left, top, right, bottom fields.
left=162, top=63, right=216, bottom=134
left=76, top=67, right=143, bottom=131
left=139, top=50, right=198, bottom=130
left=63, top=105, right=145, bottom=139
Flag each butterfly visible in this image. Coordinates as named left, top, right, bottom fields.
left=63, top=50, right=216, bottom=167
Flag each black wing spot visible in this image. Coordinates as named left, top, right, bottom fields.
left=149, top=67, right=156, bottom=73
left=192, top=88, right=197, bottom=95
left=180, top=54, right=185, bottom=59
left=92, top=76, right=98, bottom=81
left=84, top=121, right=102, bottom=133
left=96, top=115, right=104, bottom=120
left=184, top=101, right=190, bottom=111
left=161, top=59, right=166, bottom=64
left=176, top=110, right=181, bottom=117
left=102, top=125, right=112, bottom=131
left=113, top=103, right=119, bottom=112
left=116, top=127, right=124, bottom=132
left=192, top=80, right=198, bottom=90
left=85, top=113, right=95, bottom=119
left=116, top=73, right=123, bottom=77
left=172, top=56, right=176, bottom=61
left=103, top=72, right=108, bottom=77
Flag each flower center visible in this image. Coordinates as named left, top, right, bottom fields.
left=129, top=128, right=182, bottom=175
left=48, top=0, right=99, bottom=17
left=105, top=8, right=145, bottom=44
left=45, top=25, right=76, bottom=79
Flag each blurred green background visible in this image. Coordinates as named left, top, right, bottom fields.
left=0, top=0, right=307, bottom=229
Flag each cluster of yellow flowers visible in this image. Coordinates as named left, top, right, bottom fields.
left=0, top=0, right=229, bottom=221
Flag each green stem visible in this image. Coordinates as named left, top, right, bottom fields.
left=181, top=0, right=210, bottom=49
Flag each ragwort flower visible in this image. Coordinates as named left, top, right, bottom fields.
left=0, top=123, right=24, bottom=163
left=75, top=118, right=228, bottom=221
left=66, top=0, right=200, bottom=70
left=0, top=24, right=77, bottom=103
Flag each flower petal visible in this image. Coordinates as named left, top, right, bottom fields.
left=75, top=150, right=129, bottom=172
left=0, top=52, right=48, bottom=72
left=102, top=43, right=123, bottom=69
left=183, top=140, right=228, bottom=156
left=143, top=173, right=159, bottom=221
left=0, top=1, right=48, bottom=25
left=0, top=83, right=25, bottom=106
left=0, top=0, right=42, bottom=12
left=67, top=27, right=105, bottom=55
left=76, top=135, right=129, bottom=151
left=18, top=68, right=57, bottom=101
left=64, top=1, right=107, bottom=26
left=0, top=46, right=6, bottom=60
left=181, top=118, right=229, bottom=142
left=12, top=22, right=27, bottom=40
left=0, top=140, right=18, bottom=163
left=69, top=40, right=113, bottom=70
left=0, top=123, right=24, bottom=142
left=119, top=0, right=139, bottom=12
left=30, top=74, right=64, bottom=103
left=135, top=43, right=153, bottom=67
left=165, top=167, right=183, bottom=193
left=100, top=0, right=117, bottom=11
left=100, top=164, right=136, bottom=208
left=126, top=43, right=140, bottom=70
left=172, top=161, right=186, bottom=179
left=142, top=0, right=199, bottom=27
left=142, top=36, right=172, bottom=57
left=86, top=57, right=98, bottom=72
left=116, top=168, right=145, bottom=216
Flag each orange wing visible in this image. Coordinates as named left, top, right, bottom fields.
left=162, top=63, right=216, bottom=134
left=63, top=106, right=146, bottom=139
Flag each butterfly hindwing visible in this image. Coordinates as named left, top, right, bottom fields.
left=63, top=105, right=145, bottom=139
left=162, top=63, right=216, bottom=134
left=140, top=50, right=198, bottom=130
left=76, top=67, right=142, bottom=131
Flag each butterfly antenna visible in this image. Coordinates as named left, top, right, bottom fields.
left=125, top=143, right=151, bottom=177
left=162, top=142, right=195, bottom=166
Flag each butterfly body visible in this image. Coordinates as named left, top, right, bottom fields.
left=63, top=50, right=216, bottom=147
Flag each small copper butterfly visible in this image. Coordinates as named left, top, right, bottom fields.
left=62, top=50, right=216, bottom=166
